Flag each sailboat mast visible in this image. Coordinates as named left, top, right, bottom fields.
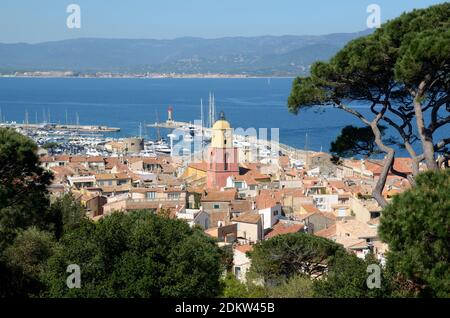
left=208, top=92, right=212, bottom=128
left=212, top=93, right=215, bottom=124
left=200, top=98, right=204, bottom=129
left=305, top=132, right=309, bottom=167
left=155, top=109, right=161, bottom=141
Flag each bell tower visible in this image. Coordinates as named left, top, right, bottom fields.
left=206, top=112, right=239, bottom=189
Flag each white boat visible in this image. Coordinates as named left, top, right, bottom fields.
left=139, top=149, right=157, bottom=157
left=154, top=141, right=171, bottom=154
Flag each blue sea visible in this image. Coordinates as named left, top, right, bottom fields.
left=0, top=77, right=433, bottom=156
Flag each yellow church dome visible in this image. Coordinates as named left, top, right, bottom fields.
left=212, top=111, right=231, bottom=130
left=212, top=119, right=231, bottom=130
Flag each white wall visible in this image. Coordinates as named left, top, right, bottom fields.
left=258, top=204, right=282, bottom=230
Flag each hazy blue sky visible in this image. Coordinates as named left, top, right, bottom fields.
left=0, top=0, right=446, bottom=43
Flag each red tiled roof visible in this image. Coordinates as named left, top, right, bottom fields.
left=188, top=162, right=208, bottom=172
left=265, top=222, right=304, bottom=239
left=234, top=244, right=253, bottom=253
left=232, top=212, right=261, bottom=224
left=255, top=190, right=281, bottom=209
left=202, top=189, right=237, bottom=202
left=314, top=224, right=336, bottom=238
left=301, top=204, right=320, bottom=214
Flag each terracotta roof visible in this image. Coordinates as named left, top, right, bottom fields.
left=301, top=204, right=320, bottom=214
left=70, top=156, right=89, bottom=163
left=100, top=184, right=132, bottom=193
left=204, top=227, right=219, bottom=238
left=40, top=156, right=54, bottom=163
left=232, top=212, right=261, bottom=224
left=336, top=236, right=368, bottom=250
left=255, top=190, right=281, bottom=209
left=327, top=180, right=347, bottom=190
left=265, top=221, right=304, bottom=239
left=95, top=173, right=131, bottom=181
left=86, top=156, right=105, bottom=163
left=336, top=219, right=377, bottom=239
left=50, top=166, right=75, bottom=177
left=188, top=162, right=208, bottom=172
left=314, top=224, right=337, bottom=238
left=234, top=244, right=253, bottom=253
left=232, top=169, right=271, bottom=186
left=55, top=155, right=71, bottom=162
left=202, top=189, right=237, bottom=202
left=392, top=157, right=413, bottom=174
left=230, top=200, right=253, bottom=213
left=278, top=155, right=290, bottom=167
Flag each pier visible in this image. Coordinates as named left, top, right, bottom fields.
left=0, top=122, right=120, bottom=133
left=147, top=120, right=313, bottom=160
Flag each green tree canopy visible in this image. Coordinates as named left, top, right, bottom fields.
left=313, top=253, right=388, bottom=298
left=330, top=125, right=388, bottom=163
left=288, top=3, right=450, bottom=206
left=44, top=211, right=224, bottom=298
left=0, top=128, right=57, bottom=249
left=2, top=227, right=56, bottom=297
left=248, top=233, right=346, bottom=283
left=49, top=194, right=87, bottom=239
left=379, top=170, right=450, bottom=297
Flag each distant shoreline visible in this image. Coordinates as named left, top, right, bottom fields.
left=0, top=74, right=296, bottom=79
left=0, top=70, right=297, bottom=79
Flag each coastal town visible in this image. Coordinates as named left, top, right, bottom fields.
left=0, top=0, right=448, bottom=306
left=16, top=105, right=418, bottom=285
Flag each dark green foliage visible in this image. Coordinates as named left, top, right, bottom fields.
left=248, top=232, right=346, bottom=282
left=48, top=194, right=87, bottom=239
left=330, top=125, right=387, bottom=160
left=220, top=273, right=250, bottom=298
left=44, top=211, right=223, bottom=298
left=267, top=274, right=314, bottom=298
left=2, top=227, right=56, bottom=297
left=379, top=170, right=450, bottom=297
left=0, top=128, right=57, bottom=249
left=313, top=253, right=387, bottom=298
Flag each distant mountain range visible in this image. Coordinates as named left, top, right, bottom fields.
left=0, top=30, right=372, bottom=76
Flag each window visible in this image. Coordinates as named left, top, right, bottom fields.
left=224, top=153, right=228, bottom=171
left=146, top=192, right=156, bottom=199
left=168, top=192, right=180, bottom=200
left=273, top=210, right=278, bottom=216
left=235, top=181, right=244, bottom=189
left=213, top=204, right=220, bottom=209
left=234, top=266, right=241, bottom=278
left=370, top=211, right=381, bottom=219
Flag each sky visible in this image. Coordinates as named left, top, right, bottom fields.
left=0, top=0, right=447, bottom=43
